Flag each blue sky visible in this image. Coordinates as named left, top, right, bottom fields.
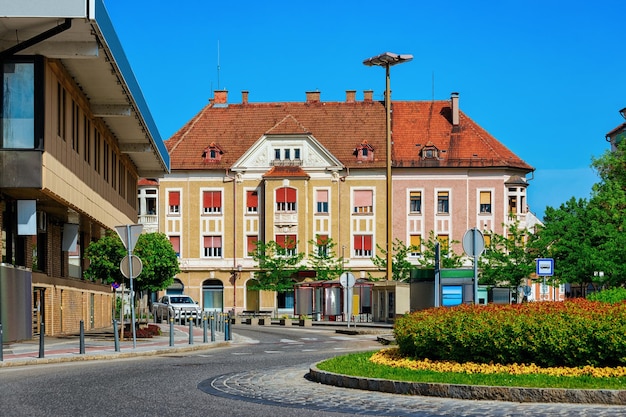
left=104, top=0, right=626, bottom=220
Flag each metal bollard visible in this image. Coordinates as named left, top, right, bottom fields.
left=203, top=316, right=208, bottom=343
left=113, top=320, right=120, bottom=352
left=169, top=318, right=174, bottom=347
left=210, top=315, right=215, bottom=342
left=188, top=319, right=194, bottom=345
left=79, top=320, right=85, bottom=354
left=0, top=323, right=3, bottom=361
left=38, top=321, right=45, bottom=358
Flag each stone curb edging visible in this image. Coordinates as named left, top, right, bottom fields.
left=0, top=342, right=230, bottom=368
left=309, top=363, right=626, bottom=405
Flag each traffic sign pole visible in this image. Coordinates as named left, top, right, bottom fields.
left=116, top=224, right=143, bottom=349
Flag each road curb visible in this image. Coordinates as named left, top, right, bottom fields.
left=309, top=363, right=626, bottom=405
left=0, top=342, right=230, bottom=368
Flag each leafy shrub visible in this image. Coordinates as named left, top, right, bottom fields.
left=587, top=287, right=626, bottom=304
left=394, top=300, right=626, bottom=368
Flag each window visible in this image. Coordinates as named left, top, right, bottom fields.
left=354, top=235, right=373, bottom=257
left=409, top=191, right=422, bottom=213
left=276, top=187, right=296, bottom=212
left=2, top=60, right=41, bottom=149
left=111, top=152, right=117, bottom=190
left=409, top=235, right=421, bottom=256
left=480, top=191, right=492, bottom=214
left=203, top=236, right=222, bottom=257
left=483, top=234, right=491, bottom=253
left=422, top=146, right=438, bottom=159
left=103, top=142, right=109, bottom=181
left=146, top=190, right=157, bottom=215
left=94, top=130, right=101, bottom=174
left=316, top=190, right=329, bottom=213
left=354, top=143, right=374, bottom=161
left=246, top=235, right=258, bottom=256
left=169, top=191, right=180, bottom=214
left=315, top=234, right=329, bottom=256
left=284, top=149, right=290, bottom=159
left=72, top=101, right=79, bottom=153
left=83, top=117, right=91, bottom=164
left=353, top=190, right=373, bottom=213
left=276, top=234, right=297, bottom=256
left=437, top=234, right=449, bottom=252
left=437, top=191, right=449, bottom=214
left=246, top=190, right=258, bottom=213
left=201, top=143, right=223, bottom=162
left=275, top=149, right=281, bottom=160
left=169, top=236, right=180, bottom=257
left=508, top=196, right=517, bottom=215
left=203, top=190, right=222, bottom=213
left=57, top=82, right=65, bottom=140
left=294, top=149, right=301, bottom=160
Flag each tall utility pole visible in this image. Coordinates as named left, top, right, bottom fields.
left=363, top=52, right=413, bottom=280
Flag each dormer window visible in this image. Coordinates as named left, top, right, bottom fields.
left=421, top=145, right=439, bottom=159
left=201, top=143, right=223, bottom=162
left=354, top=141, right=374, bottom=161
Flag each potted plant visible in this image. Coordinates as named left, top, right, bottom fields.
left=279, top=315, right=292, bottom=326
left=298, top=315, right=312, bottom=327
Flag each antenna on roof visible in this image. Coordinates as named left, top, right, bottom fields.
left=217, top=40, right=221, bottom=91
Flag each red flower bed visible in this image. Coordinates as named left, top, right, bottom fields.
left=394, top=299, right=626, bottom=368
left=122, top=324, right=162, bottom=339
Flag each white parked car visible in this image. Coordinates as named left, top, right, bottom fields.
left=152, top=295, right=201, bottom=323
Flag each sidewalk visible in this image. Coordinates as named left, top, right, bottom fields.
left=0, top=323, right=231, bottom=368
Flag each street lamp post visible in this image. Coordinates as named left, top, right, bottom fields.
left=363, top=52, right=413, bottom=280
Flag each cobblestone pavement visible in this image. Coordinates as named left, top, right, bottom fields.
left=200, top=365, right=626, bottom=417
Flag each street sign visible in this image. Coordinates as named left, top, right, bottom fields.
left=339, top=272, right=355, bottom=288
left=536, top=258, right=554, bottom=276
left=115, top=224, right=143, bottom=252
left=462, top=228, right=485, bottom=257
left=120, top=255, right=143, bottom=279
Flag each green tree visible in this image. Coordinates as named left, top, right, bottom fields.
left=530, top=197, right=598, bottom=286
left=308, top=235, right=344, bottom=281
left=588, top=142, right=626, bottom=286
left=371, top=238, right=418, bottom=282
left=250, top=239, right=305, bottom=291
left=83, top=231, right=126, bottom=284
left=83, top=231, right=179, bottom=292
left=417, top=231, right=463, bottom=269
left=479, top=219, right=537, bottom=293
left=133, top=232, right=180, bottom=292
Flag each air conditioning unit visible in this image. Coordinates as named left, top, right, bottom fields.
left=37, top=211, right=47, bottom=232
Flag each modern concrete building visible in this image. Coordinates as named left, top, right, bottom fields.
left=144, top=89, right=538, bottom=320
left=0, top=0, right=169, bottom=341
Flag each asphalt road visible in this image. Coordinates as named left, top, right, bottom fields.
left=0, top=326, right=381, bottom=417
left=1, top=326, right=623, bottom=417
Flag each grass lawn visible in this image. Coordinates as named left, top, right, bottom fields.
left=316, top=351, right=626, bottom=390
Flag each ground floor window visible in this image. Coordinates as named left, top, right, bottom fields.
left=277, top=290, right=294, bottom=309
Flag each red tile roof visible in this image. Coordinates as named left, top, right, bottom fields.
left=263, top=166, right=310, bottom=179
left=165, top=95, right=533, bottom=172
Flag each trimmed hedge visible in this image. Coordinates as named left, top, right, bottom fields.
left=394, top=300, right=626, bottom=368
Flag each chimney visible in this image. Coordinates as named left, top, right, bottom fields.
left=241, top=90, right=249, bottom=105
left=214, top=90, right=228, bottom=105
left=451, top=92, right=459, bottom=126
left=305, top=91, right=321, bottom=103
left=363, top=90, right=373, bottom=102
left=346, top=90, right=356, bottom=103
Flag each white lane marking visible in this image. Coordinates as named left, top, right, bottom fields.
left=231, top=352, right=253, bottom=355
left=265, top=351, right=283, bottom=354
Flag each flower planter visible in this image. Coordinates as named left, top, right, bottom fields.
left=279, top=318, right=292, bottom=326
